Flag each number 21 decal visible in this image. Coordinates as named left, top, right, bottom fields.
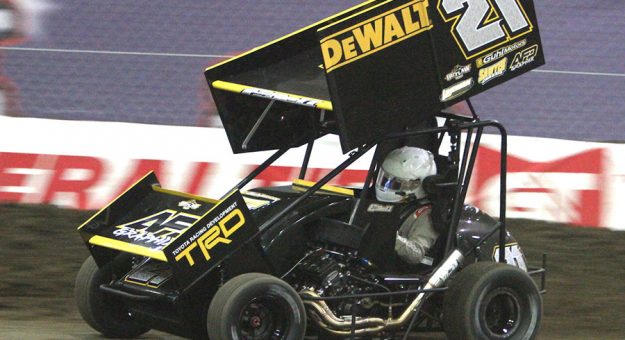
left=438, top=0, right=533, bottom=59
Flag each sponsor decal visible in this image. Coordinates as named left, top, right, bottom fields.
left=0, top=152, right=366, bottom=210
left=113, top=227, right=174, bottom=249
left=320, top=0, right=432, bottom=73
left=509, top=44, right=539, bottom=72
left=241, top=88, right=322, bottom=108
left=367, top=203, right=394, bottom=213
left=178, top=199, right=201, bottom=210
left=444, top=64, right=471, bottom=82
left=113, top=210, right=201, bottom=250
left=172, top=201, right=246, bottom=266
left=493, top=243, right=527, bottom=271
left=2, top=142, right=619, bottom=230
left=478, top=57, right=507, bottom=85
left=476, top=39, right=527, bottom=68
left=440, top=78, right=474, bottom=102
left=472, top=147, right=605, bottom=227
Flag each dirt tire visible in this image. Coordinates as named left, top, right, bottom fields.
left=207, top=273, right=306, bottom=340
left=443, top=262, right=542, bottom=340
left=74, top=256, right=149, bottom=338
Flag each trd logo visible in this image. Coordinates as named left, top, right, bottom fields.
left=174, top=209, right=245, bottom=266
left=510, top=44, right=539, bottom=71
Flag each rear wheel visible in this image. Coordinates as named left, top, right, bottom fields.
left=443, top=262, right=542, bottom=340
left=207, top=273, right=306, bottom=340
left=74, top=256, right=149, bottom=338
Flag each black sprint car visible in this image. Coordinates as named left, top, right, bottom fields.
left=75, top=0, right=547, bottom=339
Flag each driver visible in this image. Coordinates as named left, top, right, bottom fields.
left=375, top=146, right=438, bottom=265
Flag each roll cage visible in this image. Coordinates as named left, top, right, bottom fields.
left=226, top=102, right=550, bottom=337
left=233, top=103, right=507, bottom=263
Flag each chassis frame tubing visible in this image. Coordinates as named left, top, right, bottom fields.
left=234, top=114, right=511, bottom=261
left=245, top=116, right=511, bottom=337
left=174, top=112, right=514, bottom=335
left=99, top=111, right=543, bottom=338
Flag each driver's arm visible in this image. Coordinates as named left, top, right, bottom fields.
left=395, top=206, right=438, bottom=265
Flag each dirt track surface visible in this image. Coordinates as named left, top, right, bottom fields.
left=1, top=204, right=624, bottom=339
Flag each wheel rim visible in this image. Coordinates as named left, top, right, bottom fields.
left=480, top=287, right=521, bottom=338
left=238, top=296, right=289, bottom=340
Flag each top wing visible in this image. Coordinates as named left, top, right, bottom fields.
left=205, top=0, right=544, bottom=153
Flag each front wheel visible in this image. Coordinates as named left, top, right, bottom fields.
left=207, top=273, right=307, bottom=340
left=74, top=256, right=149, bottom=338
left=443, top=262, right=542, bottom=340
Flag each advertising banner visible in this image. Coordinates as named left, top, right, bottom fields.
left=0, top=117, right=623, bottom=230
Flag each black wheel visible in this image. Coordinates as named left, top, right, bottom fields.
left=207, top=273, right=306, bottom=340
left=74, top=256, right=149, bottom=338
left=443, top=262, right=542, bottom=340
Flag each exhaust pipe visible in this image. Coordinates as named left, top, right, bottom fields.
left=302, top=249, right=464, bottom=336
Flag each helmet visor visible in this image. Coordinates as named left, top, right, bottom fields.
left=376, top=168, right=421, bottom=193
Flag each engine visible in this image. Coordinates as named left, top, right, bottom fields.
left=289, top=248, right=389, bottom=318
left=288, top=247, right=454, bottom=337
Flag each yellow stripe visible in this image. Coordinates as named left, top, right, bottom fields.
left=152, top=185, right=220, bottom=204
left=89, top=236, right=168, bottom=262
left=212, top=80, right=256, bottom=93
left=78, top=171, right=155, bottom=231
left=292, top=179, right=354, bottom=196
left=205, top=0, right=377, bottom=72
left=89, top=191, right=238, bottom=261
left=212, top=80, right=333, bottom=111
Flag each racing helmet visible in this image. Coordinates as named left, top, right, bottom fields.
left=375, top=147, right=437, bottom=202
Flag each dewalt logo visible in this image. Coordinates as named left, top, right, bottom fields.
left=320, top=0, right=432, bottom=73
